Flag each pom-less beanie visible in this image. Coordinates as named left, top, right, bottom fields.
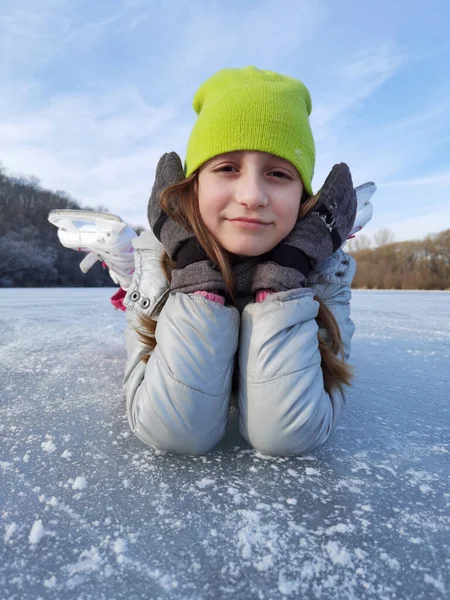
left=185, top=66, right=316, bottom=196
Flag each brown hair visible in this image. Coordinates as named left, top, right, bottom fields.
left=137, top=175, right=353, bottom=395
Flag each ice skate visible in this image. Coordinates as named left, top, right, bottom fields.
left=48, top=210, right=136, bottom=292
left=348, top=182, right=376, bottom=239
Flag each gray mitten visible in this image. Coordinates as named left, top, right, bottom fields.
left=252, top=163, right=357, bottom=293
left=232, top=257, right=259, bottom=312
left=148, top=152, right=225, bottom=294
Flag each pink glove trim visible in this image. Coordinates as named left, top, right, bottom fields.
left=256, top=289, right=273, bottom=303
left=110, top=288, right=127, bottom=312
left=193, top=291, right=225, bottom=305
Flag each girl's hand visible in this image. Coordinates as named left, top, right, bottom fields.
left=147, top=152, right=225, bottom=295
left=252, top=163, right=357, bottom=293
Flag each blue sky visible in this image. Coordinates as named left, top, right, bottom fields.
left=1, top=0, right=449, bottom=241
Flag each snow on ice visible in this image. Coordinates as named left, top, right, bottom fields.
left=43, top=575, right=57, bottom=589
left=28, top=520, right=45, bottom=545
left=0, top=288, right=449, bottom=599
left=4, top=523, right=18, bottom=544
left=72, top=476, right=88, bottom=490
left=41, top=438, right=56, bottom=453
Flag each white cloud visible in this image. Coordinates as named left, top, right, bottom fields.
left=0, top=0, right=72, bottom=74
left=312, top=43, right=406, bottom=131
left=0, top=83, right=186, bottom=226
left=378, top=173, right=450, bottom=188
left=360, top=173, right=450, bottom=241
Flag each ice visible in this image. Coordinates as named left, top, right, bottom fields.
left=28, top=520, right=45, bottom=545
left=196, top=477, right=215, bottom=489
left=324, top=541, right=353, bottom=566
left=4, top=523, right=18, bottom=543
left=0, top=288, right=449, bottom=599
left=278, top=571, right=300, bottom=596
left=112, top=538, right=127, bottom=564
left=41, top=438, right=56, bottom=453
left=305, top=467, right=320, bottom=476
left=65, top=547, right=102, bottom=576
left=43, top=575, right=57, bottom=589
left=379, top=551, right=400, bottom=570
left=325, top=523, right=355, bottom=535
left=72, top=476, right=88, bottom=490
left=424, top=573, right=446, bottom=593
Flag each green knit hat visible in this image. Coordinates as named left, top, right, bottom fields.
left=185, top=66, right=315, bottom=196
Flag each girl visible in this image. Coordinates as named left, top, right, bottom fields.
left=52, top=66, right=358, bottom=456
left=123, top=66, right=357, bottom=456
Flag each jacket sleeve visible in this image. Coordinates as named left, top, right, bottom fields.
left=237, top=250, right=356, bottom=457
left=123, top=231, right=240, bottom=455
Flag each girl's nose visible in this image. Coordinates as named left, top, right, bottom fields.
left=234, top=173, right=268, bottom=209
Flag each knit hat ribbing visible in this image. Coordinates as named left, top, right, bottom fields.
left=185, top=66, right=315, bottom=196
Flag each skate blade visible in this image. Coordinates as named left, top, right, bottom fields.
left=355, top=182, right=377, bottom=207
left=48, top=210, right=124, bottom=230
left=349, top=202, right=374, bottom=238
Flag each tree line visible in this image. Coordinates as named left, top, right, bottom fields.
left=0, top=167, right=119, bottom=287
left=1, top=167, right=449, bottom=289
left=346, top=228, right=450, bottom=290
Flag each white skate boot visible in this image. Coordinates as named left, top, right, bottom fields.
left=348, top=182, right=376, bottom=239
left=48, top=210, right=136, bottom=294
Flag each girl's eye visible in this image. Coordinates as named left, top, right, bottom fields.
left=213, top=166, right=292, bottom=178
left=215, top=165, right=237, bottom=173
left=269, top=170, right=292, bottom=180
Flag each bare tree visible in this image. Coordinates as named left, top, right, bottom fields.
left=350, top=229, right=450, bottom=290
left=373, top=228, right=395, bottom=248
left=346, top=234, right=371, bottom=253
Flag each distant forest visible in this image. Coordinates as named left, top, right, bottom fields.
left=1, top=168, right=449, bottom=289
left=347, top=229, right=450, bottom=290
left=0, top=168, right=119, bottom=287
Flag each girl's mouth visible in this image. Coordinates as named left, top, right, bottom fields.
left=228, top=218, right=271, bottom=229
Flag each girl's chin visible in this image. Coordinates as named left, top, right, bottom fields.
left=221, top=242, right=277, bottom=257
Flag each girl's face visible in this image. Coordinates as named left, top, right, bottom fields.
left=197, top=151, right=303, bottom=256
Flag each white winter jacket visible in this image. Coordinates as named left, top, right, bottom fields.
left=123, top=230, right=356, bottom=456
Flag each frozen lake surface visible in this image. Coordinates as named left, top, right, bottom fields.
left=1, top=288, right=449, bottom=599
